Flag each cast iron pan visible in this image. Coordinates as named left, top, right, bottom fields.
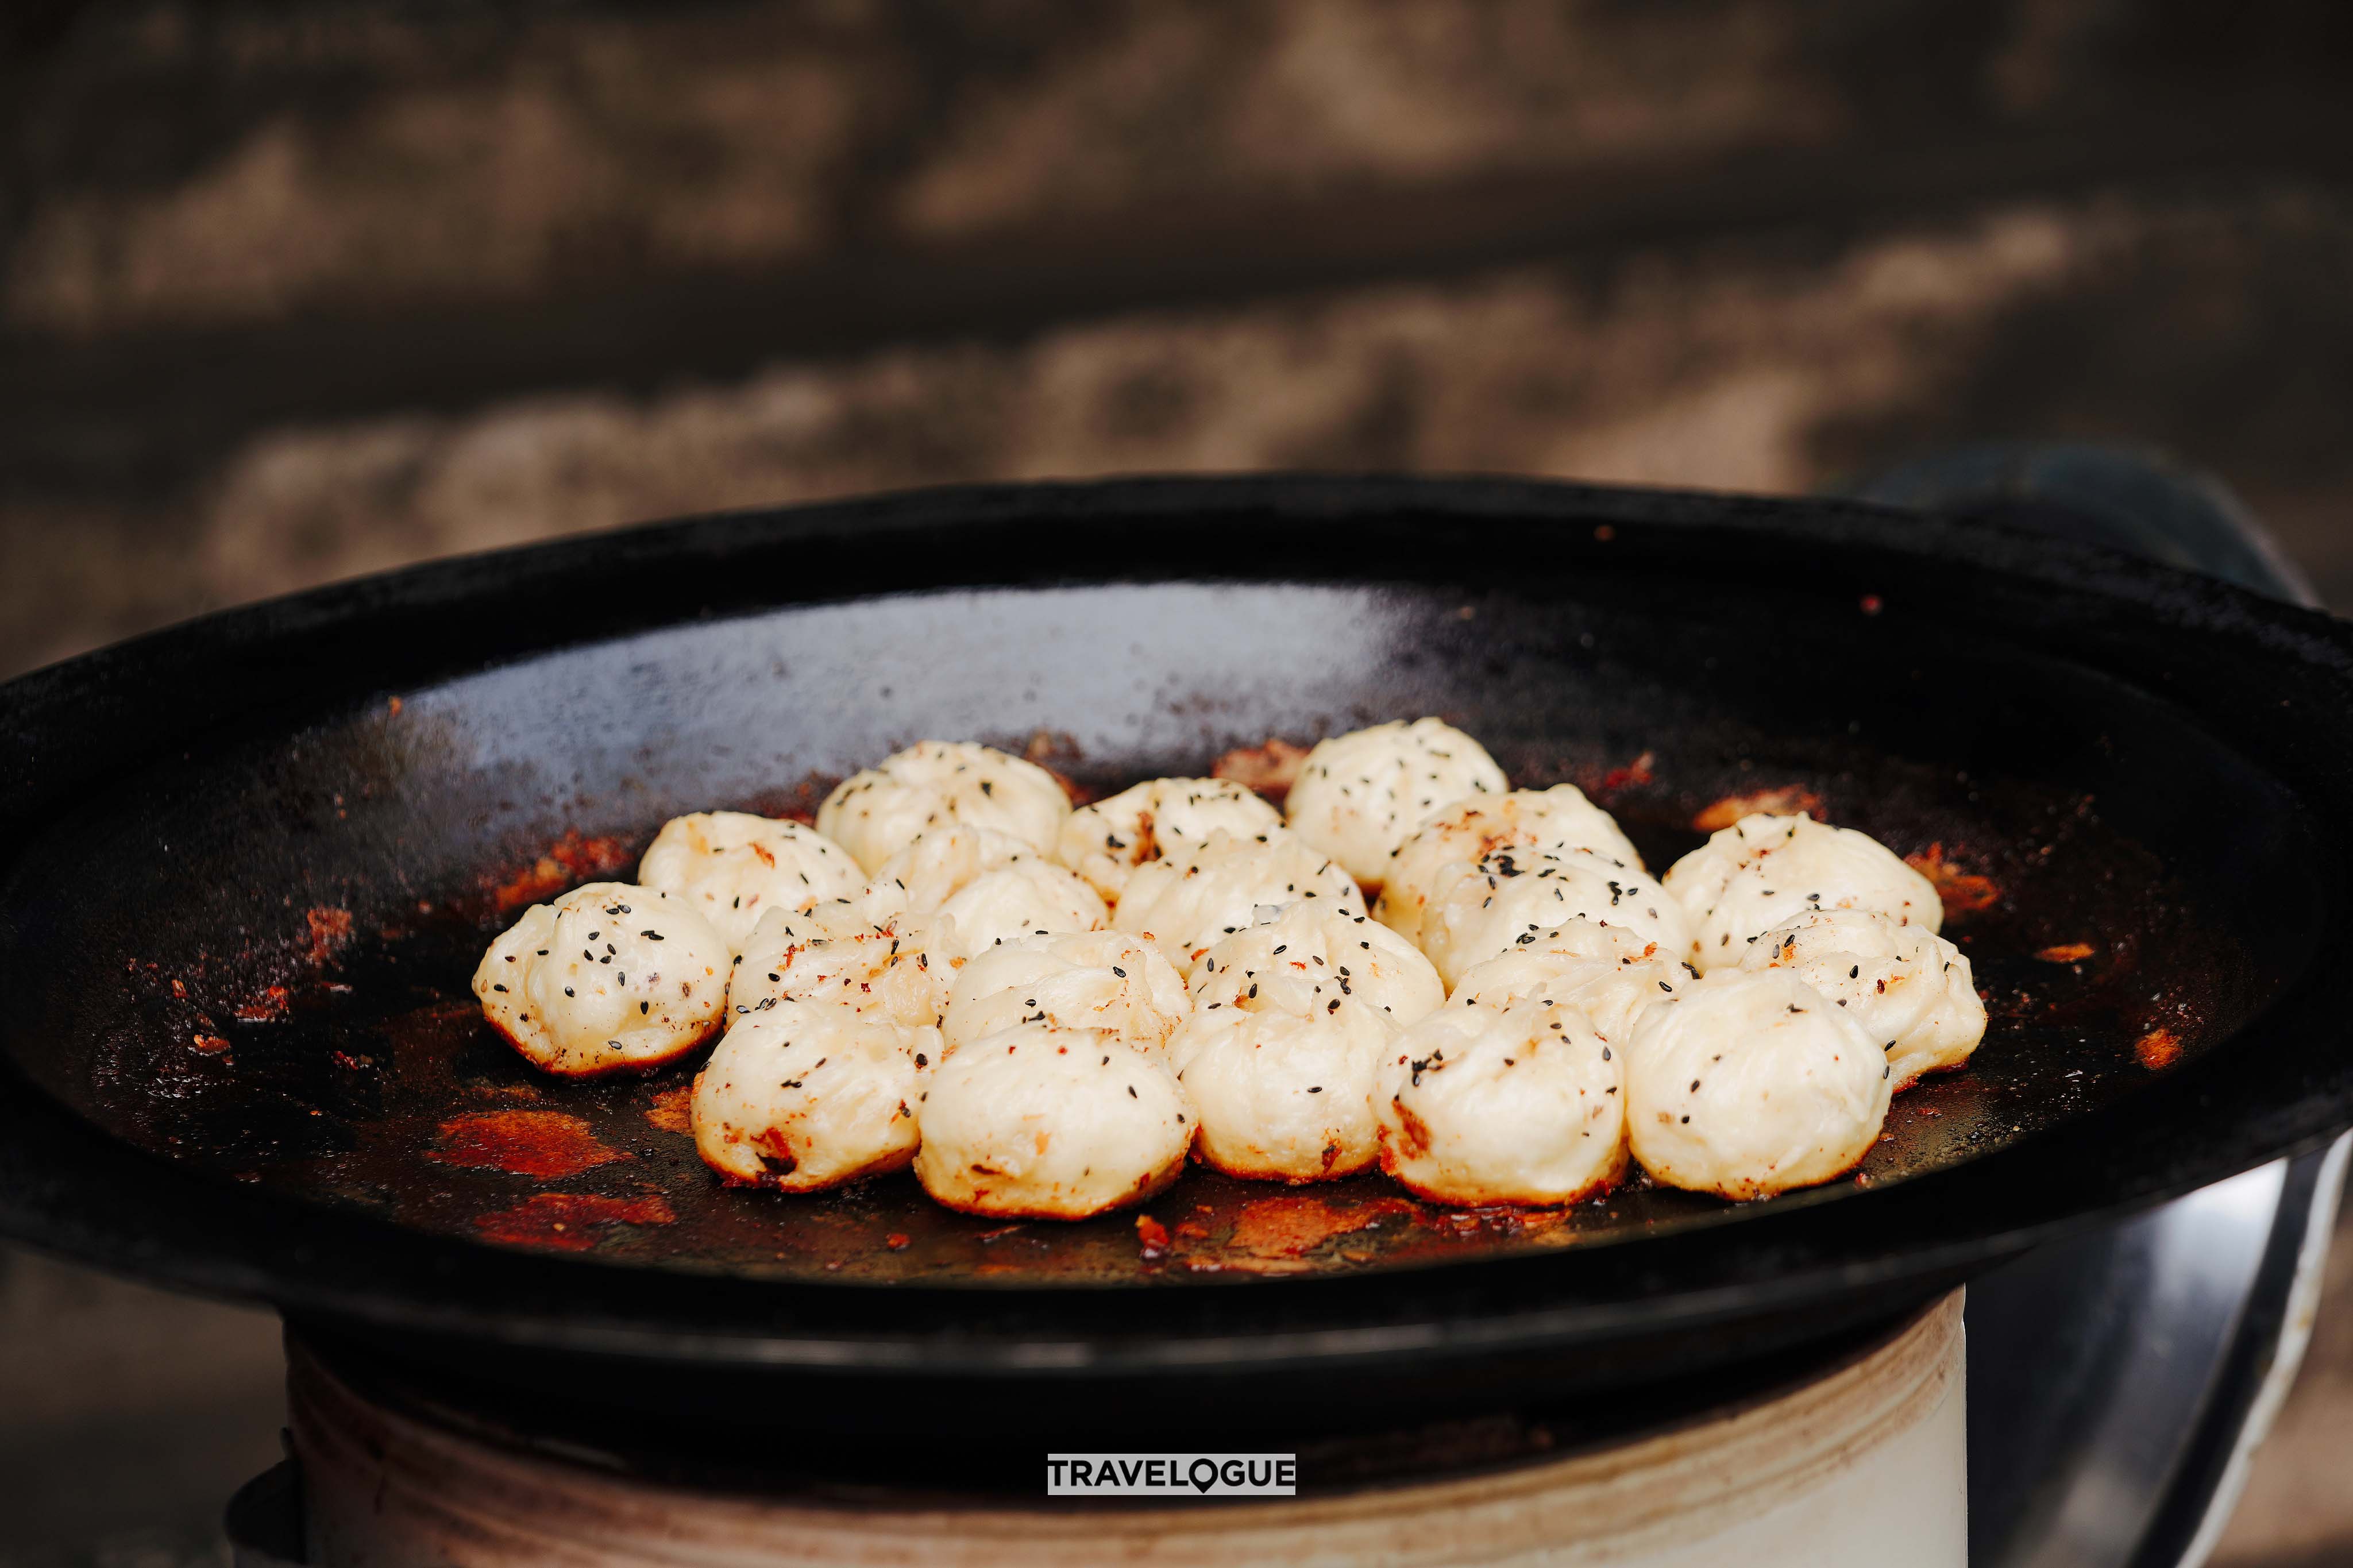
left=2, top=475, right=2351, bottom=1439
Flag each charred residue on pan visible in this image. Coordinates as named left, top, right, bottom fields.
left=70, top=717, right=2248, bottom=1287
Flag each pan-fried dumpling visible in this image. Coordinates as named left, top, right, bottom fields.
left=637, top=812, right=863, bottom=951
left=913, top=1022, right=1193, bottom=1218
left=1664, top=812, right=1941, bottom=972
left=1055, top=777, right=1282, bottom=906
left=1418, top=847, right=1694, bottom=988
left=1112, top=828, right=1363, bottom=972
left=817, top=741, right=1071, bottom=873
left=1739, top=907, right=1985, bottom=1090
left=473, top=882, right=730, bottom=1077
left=1284, top=719, right=1507, bottom=886
left=1375, top=785, right=1643, bottom=947
left=1376, top=990, right=1627, bottom=1206
left=691, top=998, right=931, bottom=1190
left=938, top=929, right=1191, bottom=1059
left=1626, top=967, right=1891, bottom=1199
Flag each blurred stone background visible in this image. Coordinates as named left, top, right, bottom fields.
left=2, top=1, right=2351, bottom=1562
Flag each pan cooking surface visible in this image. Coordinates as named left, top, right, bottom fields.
left=5, top=567, right=2304, bottom=1288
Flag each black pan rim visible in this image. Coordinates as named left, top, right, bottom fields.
left=3, top=470, right=2351, bottom=1374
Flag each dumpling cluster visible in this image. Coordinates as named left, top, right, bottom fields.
left=470, top=723, right=1989, bottom=1220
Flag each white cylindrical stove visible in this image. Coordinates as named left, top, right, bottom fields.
left=277, top=1293, right=1964, bottom=1568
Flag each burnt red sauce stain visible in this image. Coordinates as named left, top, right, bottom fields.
left=432, top=1111, right=623, bottom=1179
left=303, top=907, right=353, bottom=965
left=488, top=830, right=636, bottom=914
left=233, top=985, right=291, bottom=1022
left=1211, top=737, right=1310, bottom=803
left=1590, top=750, right=1657, bottom=800
left=1905, top=843, right=2003, bottom=920
left=2136, top=1028, right=2184, bottom=1070
left=1174, top=1193, right=1424, bottom=1273
left=474, top=1194, right=676, bottom=1252
left=644, top=1085, right=695, bottom=1134
left=1692, top=786, right=1824, bottom=832
left=1021, top=728, right=1100, bottom=806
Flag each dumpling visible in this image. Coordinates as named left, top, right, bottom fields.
left=1189, top=902, right=1444, bottom=1033
left=1112, top=828, right=1364, bottom=972
left=1663, top=812, right=1941, bottom=972
left=1376, top=991, right=1627, bottom=1206
left=1375, top=786, right=1644, bottom=947
left=1284, top=719, right=1508, bottom=886
left=1625, top=967, right=1891, bottom=1198
left=1739, top=908, right=1985, bottom=1090
left=938, top=929, right=1191, bottom=1059
left=1445, top=916, right=1684, bottom=1047
left=913, top=1022, right=1193, bottom=1218
left=636, top=811, right=864, bottom=950
left=473, top=882, right=730, bottom=1076
left=1167, top=916, right=1422, bottom=1181
left=1418, top=847, right=1694, bottom=988
left=816, top=741, right=1071, bottom=873
left=1055, top=777, right=1283, bottom=906
left=867, top=826, right=1106, bottom=961
left=727, top=898, right=951, bottom=1034
left=691, top=998, right=931, bottom=1190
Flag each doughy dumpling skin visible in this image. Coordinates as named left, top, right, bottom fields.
left=727, top=899, right=951, bottom=1032
left=939, top=930, right=1191, bottom=1059
left=1190, top=902, right=1444, bottom=1032
left=867, top=826, right=1106, bottom=961
left=692, top=998, right=932, bottom=1190
left=1167, top=906, right=1433, bottom=1183
left=474, top=882, right=730, bottom=1077
left=1113, top=828, right=1364, bottom=972
left=1375, top=786, right=1642, bottom=948
left=637, top=811, right=864, bottom=951
left=1376, top=991, right=1627, bottom=1206
left=1285, top=719, right=1509, bottom=886
left=1739, top=907, right=1985, bottom=1090
left=914, top=1022, right=1193, bottom=1218
left=1056, top=777, right=1283, bottom=906
left=1419, top=847, right=1694, bottom=988
left=817, top=741, right=1071, bottom=873
left=1664, top=812, right=1941, bottom=972
left=1445, top=916, right=1684, bottom=1048
left=1626, top=967, right=1891, bottom=1199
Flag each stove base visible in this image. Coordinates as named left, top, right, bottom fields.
left=262, top=1292, right=1963, bottom=1567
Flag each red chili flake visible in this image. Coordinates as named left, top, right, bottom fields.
left=431, top=1111, right=623, bottom=1179
left=1595, top=750, right=1657, bottom=796
left=2036, top=943, right=2096, bottom=964
left=885, top=1233, right=912, bottom=1252
left=1860, top=593, right=1884, bottom=615
left=190, top=1034, right=230, bottom=1055
left=1135, top=1214, right=1172, bottom=1260
left=473, top=1194, right=673, bottom=1252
